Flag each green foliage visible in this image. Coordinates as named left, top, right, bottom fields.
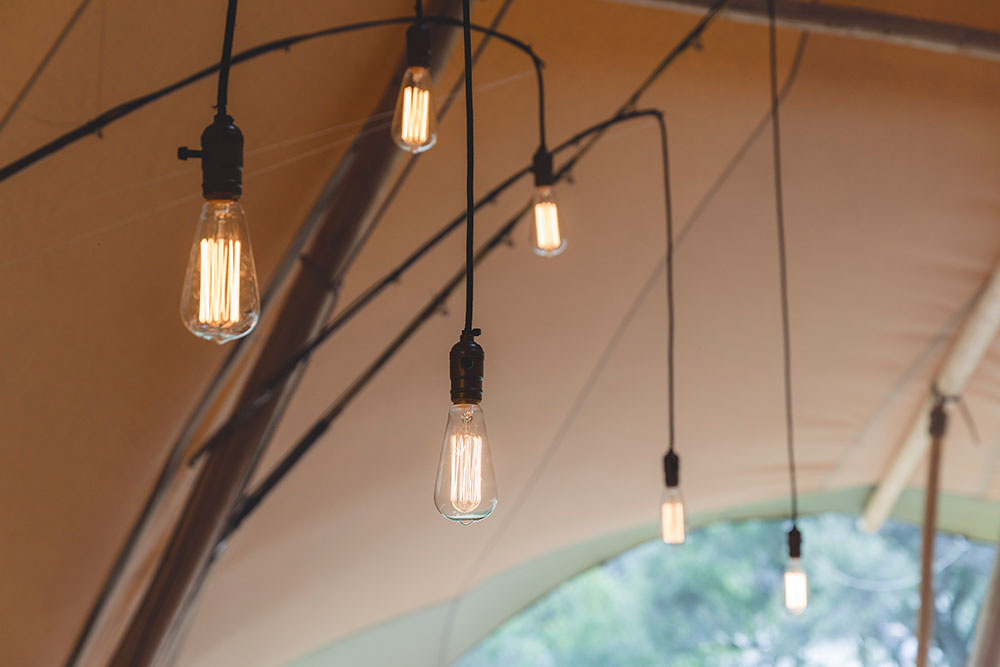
left=457, top=515, right=995, bottom=666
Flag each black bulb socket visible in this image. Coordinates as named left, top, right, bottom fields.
left=406, top=21, right=431, bottom=69
left=450, top=330, right=484, bottom=403
left=178, top=114, right=244, bottom=201
left=663, top=450, right=679, bottom=488
left=787, top=527, right=802, bottom=559
left=532, top=147, right=554, bottom=188
left=929, top=400, right=948, bottom=438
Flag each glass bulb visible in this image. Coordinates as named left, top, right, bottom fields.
left=180, top=200, right=260, bottom=344
left=531, top=186, right=566, bottom=257
left=660, top=485, right=685, bottom=544
left=784, top=557, right=808, bottom=614
left=392, top=66, right=437, bottom=153
left=434, top=402, right=497, bottom=524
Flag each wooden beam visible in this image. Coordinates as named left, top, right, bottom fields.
left=605, top=0, right=1000, bottom=62
left=105, top=4, right=462, bottom=665
left=916, top=403, right=946, bottom=667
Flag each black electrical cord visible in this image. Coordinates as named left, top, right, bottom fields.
left=0, top=15, right=546, bottom=183
left=462, top=0, right=476, bottom=335
left=766, top=0, right=798, bottom=525
left=225, top=108, right=666, bottom=536
left=415, top=0, right=424, bottom=21
left=657, top=113, right=676, bottom=454
left=216, top=0, right=239, bottom=116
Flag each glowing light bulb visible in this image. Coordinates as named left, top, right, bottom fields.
left=434, top=402, right=497, bottom=524
left=392, top=66, right=437, bottom=153
left=532, top=186, right=565, bottom=257
left=660, top=485, right=685, bottom=544
left=180, top=200, right=259, bottom=344
left=784, top=557, right=808, bottom=613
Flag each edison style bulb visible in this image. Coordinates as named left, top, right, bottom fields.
left=660, top=485, right=685, bottom=544
left=784, top=557, right=808, bottom=614
left=531, top=186, right=566, bottom=257
left=392, top=66, right=437, bottom=153
left=434, top=402, right=497, bottom=524
left=180, top=200, right=260, bottom=344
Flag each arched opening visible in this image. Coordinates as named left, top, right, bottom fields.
left=459, top=515, right=995, bottom=666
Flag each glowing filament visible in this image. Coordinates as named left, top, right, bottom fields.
left=401, top=86, right=430, bottom=147
left=660, top=500, right=685, bottom=544
left=534, top=202, right=561, bottom=252
left=449, top=433, right=483, bottom=512
left=784, top=566, right=808, bottom=613
left=198, top=238, right=241, bottom=326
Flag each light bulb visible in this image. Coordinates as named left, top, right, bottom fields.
left=784, top=557, right=808, bottom=614
left=434, top=402, right=497, bottom=524
left=660, top=485, right=685, bottom=544
left=531, top=186, right=565, bottom=257
left=180, top=199, right=259, bottom=344
left=392, top=66, right=437, bottom=153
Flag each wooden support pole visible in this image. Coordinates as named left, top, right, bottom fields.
left=604, top=0, right=1000, bottom=63
left=916, top=400, right=947, bottom=667
left=106, top=4, right=462, bottom=665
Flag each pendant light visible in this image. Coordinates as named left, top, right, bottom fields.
left=784, top=527, right=807, bottom=613
left=433, top=0, right=497, bottom=524
left=763, top=0, right=807, bottom=612
left=655, top=115, right=684, bottom=545
left=392, top=1, right=437, bottom=153
left=530, top=148, right=565, bottom=257
left=661, top=452, right=684, bottom=544
left=178, top=0, right=259, bottom=344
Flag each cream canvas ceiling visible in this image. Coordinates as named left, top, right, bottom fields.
left=1, top=1, right=1000, bottom=665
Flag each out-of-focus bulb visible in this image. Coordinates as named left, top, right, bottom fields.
left=532, top=186, right=565, bottom=257
left=660, top=485, right=685, bottom=544
left=180, top=200, right=259, bottom=344
left=392, top=66, right=437, bottom=153
left=434, top=402, right=497, bottom=524
left=784, top=557, right=808, bottom=614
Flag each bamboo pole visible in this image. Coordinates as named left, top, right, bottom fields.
left=916, top=400, right=947, bottom=667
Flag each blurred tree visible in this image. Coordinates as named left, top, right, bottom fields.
left=457, top=515, right=994, bottom=667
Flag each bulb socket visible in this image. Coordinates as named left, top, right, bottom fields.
left=449, top=331, right=484, bottom=403
left=532, top=147, right=554, bottom=187
left=787, top=527, right=802, bottom=559
left=200, top=114, right=244, bottom=200
left=929, top=400, right=948, bottom=438
left=663, top=450, right=679, bottom=488
left=406, top=21, right=431, bottom=69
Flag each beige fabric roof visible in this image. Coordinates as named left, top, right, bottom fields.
left=2, top=1, right=1000, bottom=665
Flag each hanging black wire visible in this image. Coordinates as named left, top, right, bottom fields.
left=226, top=109, right=667, bottom=534
left=216, top=0, right=239, bottom=116
left=766, top=0, right=799, bottom=525
left=0, top=15, right=545, bottom=183
left=462, top=0, right=476, bottom=335
left=415, top=0, right=423, bottom=21
left=655, top=113, right=676, bottom=453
